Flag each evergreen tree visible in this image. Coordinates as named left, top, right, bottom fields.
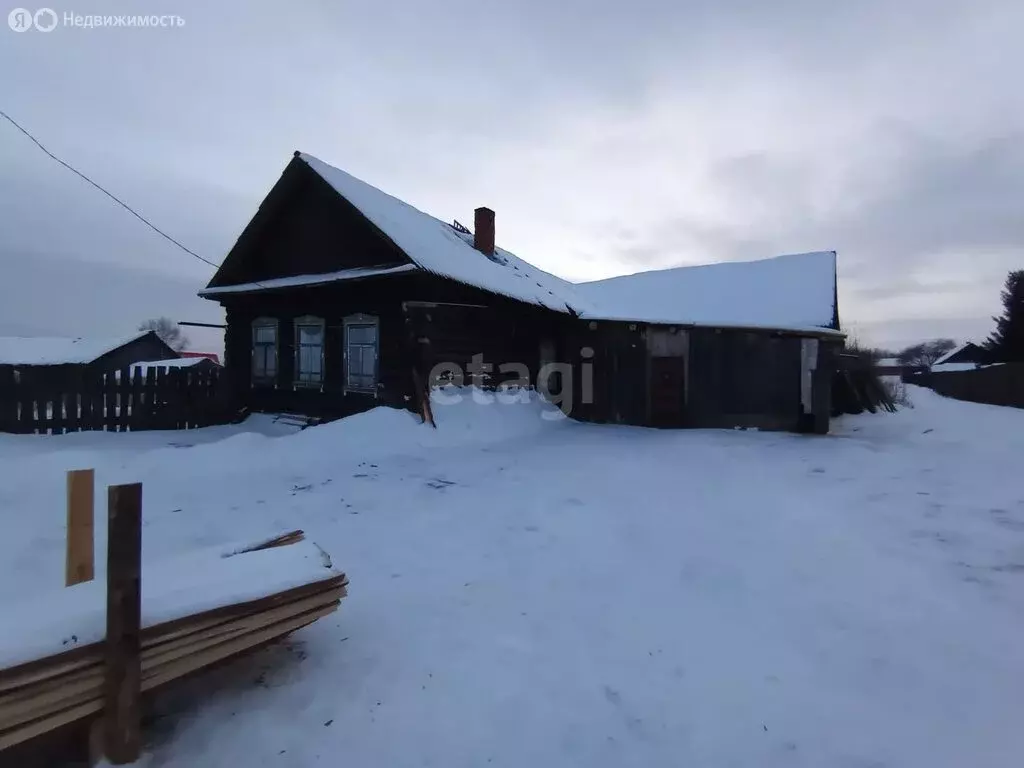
left=986, top=270, right=1024, bottom=362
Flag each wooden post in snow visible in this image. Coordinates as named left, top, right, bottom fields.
left=103, top=483, right=142, bottom=765
left=65, top=469, right=95, bottom=587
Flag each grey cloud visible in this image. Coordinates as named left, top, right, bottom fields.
left=2, top=0, right=1023, bottom=351
left=599, top=127, right=1023, bottom=344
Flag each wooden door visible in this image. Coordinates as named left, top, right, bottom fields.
left=649, top=355, right=686, bottom=427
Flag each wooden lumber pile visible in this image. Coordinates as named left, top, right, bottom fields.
left=0, top=531, right=347, bottom=752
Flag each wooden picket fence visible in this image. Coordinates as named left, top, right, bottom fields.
left=0, top=365, right=236, bottom=434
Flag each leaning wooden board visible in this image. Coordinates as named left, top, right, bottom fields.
left=0, top=532, right=348, bottom=752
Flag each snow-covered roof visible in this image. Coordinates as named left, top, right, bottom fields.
left=211, top=152, right=841, bottom=334
left=0, top=331, right=152, bottom=366
left=298, top=154, right=591, bottom=314
left=199, top=264, right=417, bottom=296
left=137, top=358, right=210, bottom=369
left=574, top=251, right=839, bottom=333
left=877, top=358, right=900, bottom=367
left=932, top=343, right=972, bottom=367
left=931, top=362, right=979, bottom=372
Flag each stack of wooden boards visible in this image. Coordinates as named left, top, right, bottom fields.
left=0, top=531, right=347, bottom=752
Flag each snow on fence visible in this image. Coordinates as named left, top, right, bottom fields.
left=0, top=364, right=236, bottom=434
left=906, top=362, right=1024, bottom=409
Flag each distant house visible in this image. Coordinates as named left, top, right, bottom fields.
left=0, top=331, right=178, bottom=376
left=199, top=151, right=842, bottom=433
left=931, top=342, right=989, bottom=372
left=875, top=357, right=904, bottom=376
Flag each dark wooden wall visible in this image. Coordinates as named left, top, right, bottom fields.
left=223, top=277, right=409, bottom=419
left=207, top=159, right=412, bottom=288
left=218, top=272, right=837, bottom=432
left=564, top=320, right=648, bottom=425
left=218, top=272, right=561, bottom=420
left=564, top=320, right=835, bottom=432
left=688, top=329, right=798, bottom=430
left=88, top=333, right=178, bottom=374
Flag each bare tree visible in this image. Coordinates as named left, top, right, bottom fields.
left=139, top=317, right=189, bottom=352
left=896, top=338, right=957, bottom=367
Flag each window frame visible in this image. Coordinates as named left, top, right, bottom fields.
left=293, top=315, right=326, bottom=388
left=251, top=317, right=279, bottom=386
left=343, top=313, right=379, bottom=395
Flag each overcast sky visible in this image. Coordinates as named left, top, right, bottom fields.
left=2, top=0, right=1022, bottom=352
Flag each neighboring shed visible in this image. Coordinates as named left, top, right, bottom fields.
left=199, top=151, right=842, bottom=433
left=875, top=357, right=904, bottom=376
left=930, top=342, right=989, bottom=372
left=0, top=331, right=178, bottom=375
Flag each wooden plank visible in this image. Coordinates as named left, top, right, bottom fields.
left=103, top=482, right=142, bottom=764
left=0, top=573, right=346, bottom=688
left=40, top=370, right=57, bottom=436
left=0, top=368, right=16, bottom=433
left=88, top=368, right=103, bottom=432
left=0, top=669, right=102, bottom=731
left=64, top=368, right=81, bottom=433
left=117, top=367, right=131, bottom=432
left=131, top=572, right=346, bottom=649
left=0, top=584, right=342, bottom=707
left=0, top=602, right=338, bottom=751
left=15, top=368, right=34, bottom=434
left=66, top=368, right=82, bottom=433
left=181, top=368, right=195, bottom=429
left=100, top=372, right=112, bottom=431
left=0, top=660, right=101, bottom=714
left=143, top=588, right=344, bottom=671
left=163, top=368, right=178, bottom=430
left=149, top=367, right=164, bottom=430
left=0, top=651, right=98, bottom=696
left=0, top=588, right=344, bottom=732
left=128, top=367, right=144, bottom=431
left=233, top=529, right=305, bottom=554
left=77, top=369, right=89, bottom=432
left=142, top=366, right=157, bottom=430
left=142, top=601, right=337, bottom=692
left=0, top=698, right=103, bottom=752
left=65, top=469, right=95, bottom=587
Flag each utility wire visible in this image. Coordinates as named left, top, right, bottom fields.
left=0, top=109, right=221, bottom=271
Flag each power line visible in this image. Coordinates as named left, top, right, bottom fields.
left=0, top=108, right=221, bottom=271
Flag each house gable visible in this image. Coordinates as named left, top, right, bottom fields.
left=206, top=156, right=414, bottom=290
left=932, top=341, right=988, bottom=367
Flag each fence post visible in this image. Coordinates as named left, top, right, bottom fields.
left=65, top=469, right=95, bottom=586
left=104, top=482, right=142, bottom=765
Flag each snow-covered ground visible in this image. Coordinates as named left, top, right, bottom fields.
left=2, top=386, right=1023, bottom=767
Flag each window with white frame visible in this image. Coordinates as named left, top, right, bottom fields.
left=294, top=316, right=325, bottom=386
left=344, top=314, right=379, bottom=393
left=251, top=318, right=278, bottom=383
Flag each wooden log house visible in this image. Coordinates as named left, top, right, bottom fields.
left=200, top=152, right=843, bottom=433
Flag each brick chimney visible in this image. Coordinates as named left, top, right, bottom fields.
left=474, top=207, right=495, bottom=257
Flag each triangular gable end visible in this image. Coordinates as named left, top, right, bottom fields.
left=204, top=155, right=415, bottom=292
